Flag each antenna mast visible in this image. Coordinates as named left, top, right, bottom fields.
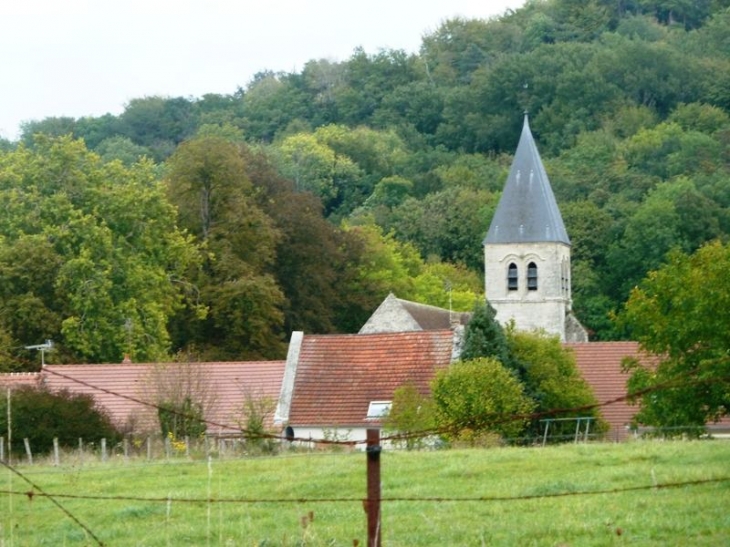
left=25, top=340, right=53, bottom=366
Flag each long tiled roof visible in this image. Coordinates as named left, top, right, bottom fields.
left=42, top=361, right=286, bottom=435
left=288, top=330, right=455, bottom=427
left=567, top=341, right=654, bottom=441
left=0, top=372, right=40, bottom=388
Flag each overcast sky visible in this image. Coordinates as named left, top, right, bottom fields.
left=1, top=0, right=526, bottom=141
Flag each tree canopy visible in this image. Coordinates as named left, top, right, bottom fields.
left=5, top=0, right=730, bottom=361
left=618, top=241, right=730, bottom=431
left=0, top=137, right=200, bottom=367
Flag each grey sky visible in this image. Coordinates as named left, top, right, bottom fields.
left=1, top=0, right=525, bottom=140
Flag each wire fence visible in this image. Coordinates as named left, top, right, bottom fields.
left=1, top=370, right=729, bottom=545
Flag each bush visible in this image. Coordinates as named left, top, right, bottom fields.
left=0, top=385, right=122, bottom=455
left=383, top=381, right=436, bottom=450
left=507, top=328, right=609, bottom=439
left=158, top=396, right=206, bottom=440
left=431, top=357, right=535, bottom=444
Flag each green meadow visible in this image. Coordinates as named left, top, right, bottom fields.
left=1, top=440, right=729, bottom=546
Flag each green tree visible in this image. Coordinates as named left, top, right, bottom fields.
left=94, top=136, right=152, bottom=166
left=382, top=382, right=436, bottom=450
left=271, top=132, right=361, bottom=214
left=460, top=300, right=512, bottom=365
left=388, top=186, right=496, bottom=271
left=165, top=136, right=286, bottom=359
left=119, top=96, right=199, bottom=161
left=0, top=136, right=200, bottom=365
left=19, top=117, right=77, bottom=147
left=342, top=223, right=421, bottom=302
left=432, top=357, right=536, bottom=443
left=242, top=71, right=312, bottom=142
left=411, top=262, right=481, bottom=312
left=618, top=241, right=730, bottom=431
left=507, top=328, right=607, bottom=438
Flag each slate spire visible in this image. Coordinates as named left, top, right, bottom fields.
left=484, top=114, right=569, bottom=245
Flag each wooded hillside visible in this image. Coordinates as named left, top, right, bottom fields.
left=1, top=0, right=729, bottom=368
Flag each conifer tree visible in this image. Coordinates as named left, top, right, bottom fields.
left=460, top=300, right=527, bottom=380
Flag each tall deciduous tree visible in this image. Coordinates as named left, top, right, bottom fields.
left=243, top=147, right=371, bottom=334
left=0, top=136, right=200, bottom=366
left=165, top=136, right=286, bottom=359
left=618, top=241, right=730, bottom=430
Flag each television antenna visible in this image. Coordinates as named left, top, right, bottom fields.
left=25, top=339, right=53, bottom=366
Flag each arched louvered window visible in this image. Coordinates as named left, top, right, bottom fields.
left=507, top=263, right=518, bottom=291
left=527, top=262, right=538, bottom=291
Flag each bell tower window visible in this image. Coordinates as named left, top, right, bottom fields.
left=527, top=262, right=538, bottom=291
left=507, top=263, right=518, bottom=291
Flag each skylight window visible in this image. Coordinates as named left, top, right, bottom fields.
left=366, top=401, right=392, bottom=419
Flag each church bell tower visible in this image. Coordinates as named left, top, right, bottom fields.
left=483, top=115, right=587, bottom=342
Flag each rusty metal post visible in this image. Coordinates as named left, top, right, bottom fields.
left=365, top=428, right=382, bottom=547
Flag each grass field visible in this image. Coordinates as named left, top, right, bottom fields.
left=1, top=439, right=729, bottom=546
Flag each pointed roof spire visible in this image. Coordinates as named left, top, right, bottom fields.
left=484, top=114, right=570, bottom=245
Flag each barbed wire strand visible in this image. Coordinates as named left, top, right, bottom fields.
left=1, top=475, right=728, bottom=505
left=0, top=459, right=105, bottom=546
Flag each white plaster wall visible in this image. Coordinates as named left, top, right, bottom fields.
left=283, top=426, right=398, bottom=449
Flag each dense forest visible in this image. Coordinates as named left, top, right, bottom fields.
left=1, top=0, right=729, bottom=369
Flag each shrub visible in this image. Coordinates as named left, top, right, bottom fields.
left=158, top=396, right=206, bottom=440
left=383, top=381, right=436, bottom=450
left=0, top=385, right=122, bottom=455
left=431, top=357, right=535, bottom=444
left=239, top=392, right=278, bottom=455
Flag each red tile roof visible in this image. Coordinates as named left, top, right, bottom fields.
left=288, top=330, right=454, bottom=427
left=0, top=372, right=41, bottom=389
left=42, top=361, right=285, bottom=435
left=566, top=342, right=655, bottom=441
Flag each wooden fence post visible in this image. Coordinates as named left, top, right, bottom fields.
left=101, top=438, right=107, bottom=462
left=365, top=429, right=382, bottom=547
left=53, top=438, right=60, bottom=466
left=23, top=438, right=32, bottom=465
